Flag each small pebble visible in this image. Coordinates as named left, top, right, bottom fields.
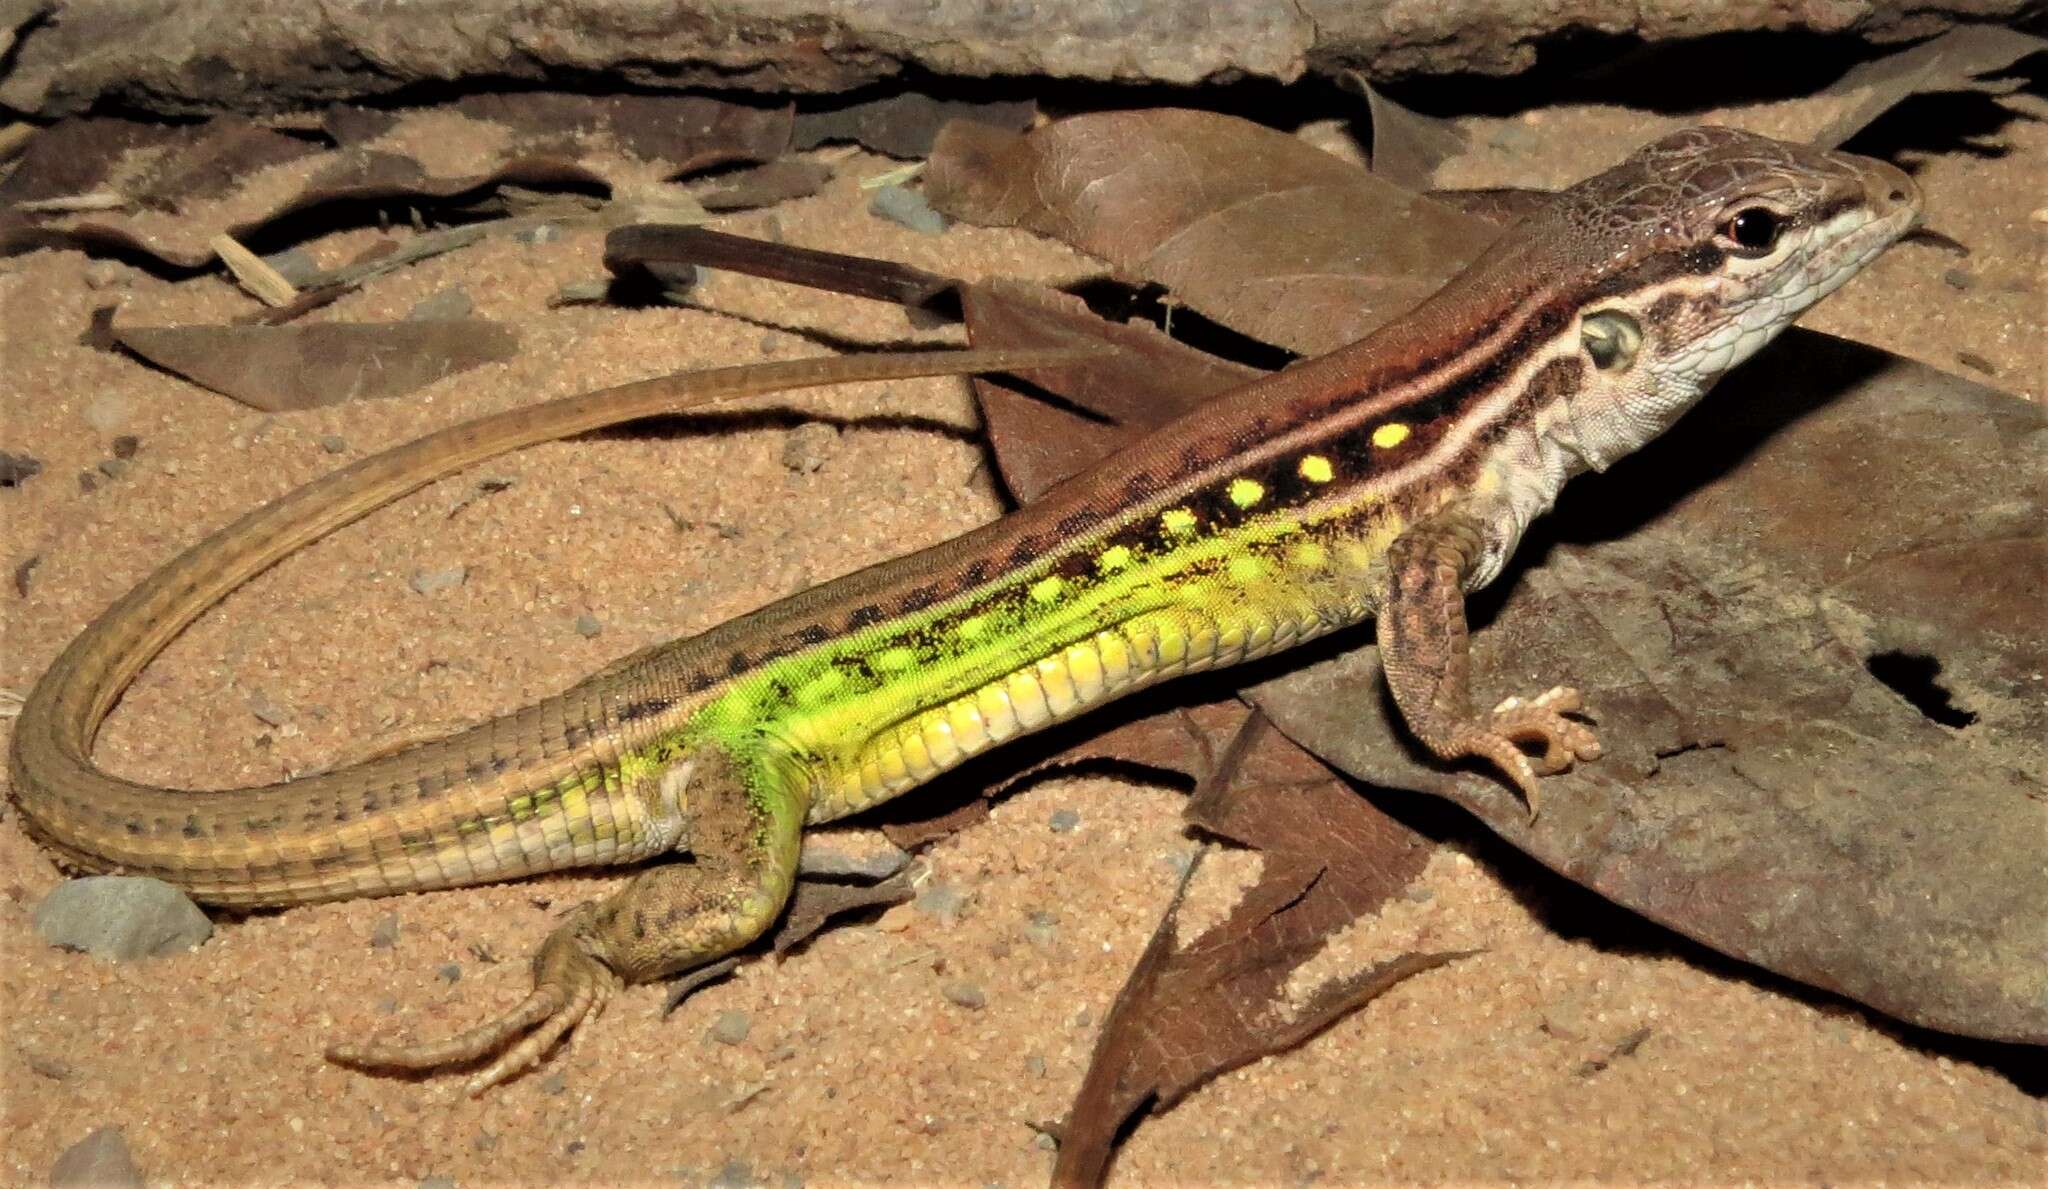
left=709, top=1160, right=756, bottom=1189
left=1024, top=1054, right=1047, bottom=1078
left=1048, top=808, right=1080, bottom=833
left=913, top=883, right=970, bottom=924
left=707, top=1010, right=752, bottom=1046
left=781, top=423, right=839, bottom=474
left=247, top=689, right=290, bottom=727
left=1023, top=910, right=1059, bottom=948
left=50, top=1127, right=143, bottom=1188
left=540, top=1073, right=568, bottom=1096
left=83, top=394, right=132, bottom=434
left=1955, top=350, right=1996, bottom=376
left=437, top=962, right=462, bottom=983
left=82, top=260, right=133, bottom=290
left=0, top=450, right=43, bottom=487
left=869, top=184, right=948, bottom=234
left=941, top=980, right=987, bottom=1010
left=260, top=247, right=321, bottom=287
left=572, top=613, right=604, bottom=639
left=1941, top=267, right=1975, bottom=291
left=516, top=222, right=562, bottom=245
left=110, top=434, right=140, bottom=459
left=369, top=914, right=401, bottom=949
left=410, top=566, right=467, bottom=595
left=96, top=457, right=130, bottom=480
left=77, top=470, right=99, bottom=493
left=319, top=434, right=348, bottom=454
left=796, top=839, right=911, bottom=880
left=408, top=287, right=475, bottom=321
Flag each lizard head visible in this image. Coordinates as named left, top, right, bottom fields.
left=1524, top=125, right=1924, bottom=469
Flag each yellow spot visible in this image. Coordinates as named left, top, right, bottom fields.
left=955, top=614, right=989, bottom=640
left=1371, top=422, right=1412, bottom=449
left=1290, top=542, right=1328, bottom=569
left=1228, top=555, right=1263, bottom=582
left=1161, top=508, right=1198, bottom=535
left=1298, top=454, right=1334, bottom=483
left=1227, top=477, right=1265, bottom=508
left=873, top=646, right=919, bottom=672
left=1097, top=545, right=1133, bottom=573
left=1030, top=576, right=1065, bottom=604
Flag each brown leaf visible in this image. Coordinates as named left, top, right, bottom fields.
left=926, top=109, right=1497, bottom=354
left=771, top=867, right=920, bottom=954
left=114, top=320, right=519, bottom=411
left=961, top=281, right=1259, bottom=502
left=0, top=116, right=311, bottom=207
left=1249, top=331, right=2048, bottom=1044
left=1053, top=712, right=1452, bottom=1187
left=1345, top=74, right=1470, bottom=190
left=693, top=159, right=834, bottom=211
left=794, top=94, right=1037, bottom=158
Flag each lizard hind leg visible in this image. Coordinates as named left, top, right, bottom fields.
left=327, top=741, right=807, bottom=1095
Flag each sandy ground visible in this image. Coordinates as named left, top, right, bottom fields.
left=2, top=89, right=2043, bottom=1186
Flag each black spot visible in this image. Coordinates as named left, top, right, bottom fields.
left=1056, top=510, right=1094, bottom=537
left=795, top=624, right=831, bottom=646
left=123, top=819, right=145, bottom=836
left=960, top=560, right=990, bottom=586
left=616, top=697, right=675, bottom=723
left=846, top=604, right=885, bottom=630
left=726, top=651, right=751, bottom=677
left=182, top=816, right=203, bottom=839
left=898, top=584, right=940, bottom=613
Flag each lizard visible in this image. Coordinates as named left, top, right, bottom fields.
left=9, top=126, right=1923, bottom=1094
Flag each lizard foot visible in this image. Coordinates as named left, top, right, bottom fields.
left=327, top=907, right=620, bottom=1096
left=1452, top=686, right=1601, bottom=819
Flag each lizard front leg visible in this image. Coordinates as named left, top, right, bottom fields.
left=328, top=743, right=806, bottom=1094
left=1377, top=511, right=1601, bottom=817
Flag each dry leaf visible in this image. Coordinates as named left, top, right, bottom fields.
left=793, top=93, right=1037, bottom=158
left=1053, top=712, right=1453, bottom=1188
left=1248, top=332, right=2048, bottom=1044
left=114, top=320, right=519, bottom=411
left=1803, top=25, right=2046, bottom=148
left=926, top=109, right=1496, bottom=354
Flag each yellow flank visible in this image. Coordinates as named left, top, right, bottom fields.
left=1029, top=576, right=1064, bottom=604
left=1227, top=477, right=1265, bottom=508
left=1290, top=541, right=1327, bottom=569
left=1298, top=454, right=1334, bottom=483
left=955, top=613, right=989, bottom=640
left=1371, top=422, right=1412, bottom=449
left=1161, top=508, right=1198, bottom=535
left=1228, top=555, right=1263, bottom=582
left=1096, top=545, right=1133, bottom=572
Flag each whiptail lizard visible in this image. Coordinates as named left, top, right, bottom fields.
left=9, top=127, right=1922, bottom=1093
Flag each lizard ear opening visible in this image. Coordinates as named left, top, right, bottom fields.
left=1581, top=311, right=1643, bottom=372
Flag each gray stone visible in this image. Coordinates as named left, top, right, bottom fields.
left=868, top=184, right=947, bottom=235
left=34, top=877, right=212, bottom=961
left=50, top=1127, right=143, bottom=1188
left=408, top=287, right=475, bottom=321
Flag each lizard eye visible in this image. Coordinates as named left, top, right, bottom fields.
left=1719, top=207, right=1782, bottom=257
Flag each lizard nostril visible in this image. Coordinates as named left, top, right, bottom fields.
left=1889, top=188, right=1907, bottom=203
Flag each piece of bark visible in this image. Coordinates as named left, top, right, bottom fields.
left=4, top=1, right=2025, bottom=118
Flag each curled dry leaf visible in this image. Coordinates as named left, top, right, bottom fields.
left=793, top=93, right=1037, bottom=158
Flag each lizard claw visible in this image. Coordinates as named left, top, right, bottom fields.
left=1460, top=685, right=1601, bottom=818
left=327, top=907, right=620, bottom=1095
